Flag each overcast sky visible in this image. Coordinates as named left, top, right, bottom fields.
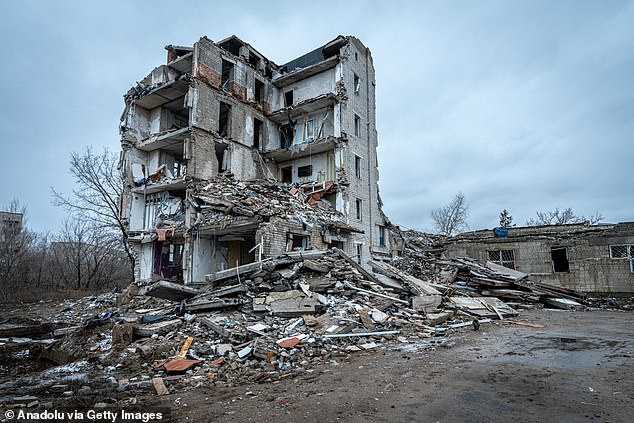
left=1, top=0, right=632, bottom=234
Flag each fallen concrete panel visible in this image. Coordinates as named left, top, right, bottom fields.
left=141, top=280, right=200, bottom=302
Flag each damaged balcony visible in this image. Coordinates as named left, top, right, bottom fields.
left=264, top=136, right=342, bottom=162
left=132, top=77, right=190, bottom=110
left=268, top=93, right=338, bottom=124
left=132, top=163, right=187, bottom=195
left=138, top=127, right=190, bottom=152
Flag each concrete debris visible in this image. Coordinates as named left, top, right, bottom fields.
left=0, top=235, right=606, bottom=410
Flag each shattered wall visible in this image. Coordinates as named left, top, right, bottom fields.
left=444, top=223, right=634, bottom=294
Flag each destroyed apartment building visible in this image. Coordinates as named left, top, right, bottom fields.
left=443, top=222, right=634, bottom=294
left=119, top=35, right=391, bottom=284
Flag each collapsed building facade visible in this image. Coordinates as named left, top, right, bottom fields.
left=119, top=35, right=391, bottom=284
left=443, top=222, right=634, bottom=294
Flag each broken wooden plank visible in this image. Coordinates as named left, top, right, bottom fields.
left=151, top=377, right=169, bottom=396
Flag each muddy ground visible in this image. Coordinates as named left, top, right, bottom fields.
left=1, top=308, right=632, bottom=422
left=150, top=309, right=633, bottom=423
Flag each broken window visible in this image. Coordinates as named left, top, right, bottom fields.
left=356, top=243, right=363, bottom=264
left=219, top=102, right=231, bottom=138
left=298, top=165, right=312, bottom=178
left=377, top=225, right=386, bottom=247
left=153, top=242, right=183, bottom=280
left=215, top=143, right=229, bottom=172
left=304, top=119, right=315, bottom=141
left=172, top=159, right=187, bottom=178
left=551, top=247, right=570, bottom=273
left=354, top=155, right=362, bottom=178
left=144, top=193, right=161, bottom=229
left=487, top=250, right=515, bottom=270
left=221, top=59, right=234, bottom=89
left=280, top=124, right=293, bottom=149
left=353, top=73, right=360, bottom=93
left=281, top=166, right=292, bottom=183
left=248, top=51, right=260, bottom=68
left=354, top=114, right=361, bottom=137
left=289, top=233, right=310, bottom=251
left=255, top=79, right=264, bottom=103
left=356, top=198, right=362, bottom=221
left=253, top=118, right=263, bottom=149
left=284, top=90, right=294, bottom=107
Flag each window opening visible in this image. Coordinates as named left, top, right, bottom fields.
left=284, top=90, right=294, bottom=107
left=281, top=166, right=292, bottom=183
left=219, top=102, right=231, bottom=137
left=305, top=119, right=315, bottom=141
left=356, top=243, right=363, bottom=264
left=551, top=247, right=570, bottom=273
left=356, top=198, right=362, bottom=221
left=298, top=165, right=313, bottom=178
left=378, top=225, right=385, bottom=247
left=253, top=118, right=263, bottom=149
left=255, top=79, right=264, bottom=103
left=354, top=155, right=362, bottom=178
left=221, top=60, right=234, bottom=89
left=353, top=73, right=360, bottom=93
left=354, top=114, right=361, bottom=137
left=487, top=250, right=516, bottom=269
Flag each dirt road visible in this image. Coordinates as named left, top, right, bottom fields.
left=158, top=309, right=633, bottom=422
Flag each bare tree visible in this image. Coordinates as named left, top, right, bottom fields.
left=526, top=207, right=604, bottom=226
left=52, top=147, right=134, bottom=276
left=0, top=199, right=36, bottom=300
left=49, top=218, right=129, bottom=291
left=431, top=192, right=469, bottom=236
left=498, top=209, right=515, bottom=229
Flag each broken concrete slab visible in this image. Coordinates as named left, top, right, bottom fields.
left=411, top=295, right=443, bottom=313
left=112, top=323, right=133, bottom=345
left=264, top=290, right=321, bottom=317
left=133, top=318, right=182, bottom=338
left=141, top=280, right=200, bottom=302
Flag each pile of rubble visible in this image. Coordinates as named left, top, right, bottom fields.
left=191, top=176, right=348, bottom=231
left=0, top=240, right=595, bottom=410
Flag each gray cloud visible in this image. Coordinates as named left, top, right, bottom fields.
left=1, top=0, right=632, bottom=233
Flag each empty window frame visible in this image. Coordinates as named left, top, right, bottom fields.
left=354, top=155, right=362, bottom=178
left=144, top=193, right=161, bottom=229
left=551, top=247, right=570, bottom=273
left=219, top=102, right=231, bottom=137
left=356, top=243, right=363, bottom=264
left=377, top=225, right=386, bottom=247
left=221, top=59, right=234, bottom=88
left=356, top=198, right=362, bottom=221
left=304, top=119, right=315, bottom=141
left=487, top=249, right=515, bottom=270
left=281, top=166, right=292, bottom=183
left=284, top=90, right=294, bottom=107
left=353, top=73, right=360, bottom=93
left=253, top=118, right=263, bottom=149
left=254, top=79, right=264, bottom=103
left=354, top=114, right=361, bottom=137
left=289, top=233, right=310, bottom=251
left=297, top=165, right=313, bottom=178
